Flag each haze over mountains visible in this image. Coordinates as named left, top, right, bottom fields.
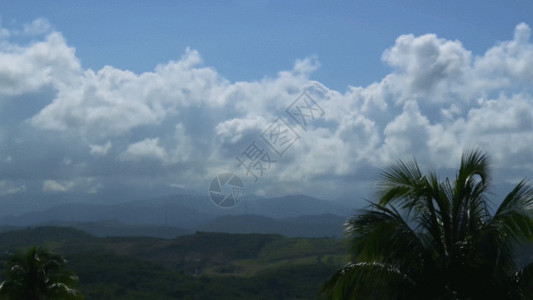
left=0, top=193, right=356, bottom=238
left=0, top=175, right=519, bottom=239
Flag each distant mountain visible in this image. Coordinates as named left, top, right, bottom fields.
left=0, top=226, right=95, bottom=250
left=197, top=214, right=347, bottom=238
left=0, top=185, right=203, bottom=217
left=0, top=201, right=213, bottom=227
left=135, top=193, right=356, bottom=218
left=246, top=195, right=356, bottom=218
left=43, top=220, right=193, bottom=239
left=0, top=193, right=354, bottom=238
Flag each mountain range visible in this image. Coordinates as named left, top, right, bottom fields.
left=0, top=194, right=357, bottom=238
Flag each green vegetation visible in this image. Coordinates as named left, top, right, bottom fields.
left=5, top=151, right=533, bottom=299
left=0, top=227, right=346, bottom=299
left=0, top=246, right=81, bottom=300
left=323, top=149, right=533, bottom=299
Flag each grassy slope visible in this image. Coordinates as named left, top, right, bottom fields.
left=0, top=226, right=347, bottom=299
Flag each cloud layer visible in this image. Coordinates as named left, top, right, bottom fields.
left=0, top=20, right=532, bottom=201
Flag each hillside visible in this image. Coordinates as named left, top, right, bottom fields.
left=198, top=214, right=346, bottom=237
left=0, top=226, right=348, bottom=299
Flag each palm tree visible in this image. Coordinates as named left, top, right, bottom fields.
left=322, top=149, right=533, bottom=299
left=0, top=246, right=81, bottom=300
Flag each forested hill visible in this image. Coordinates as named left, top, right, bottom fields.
left=0, top=226, right=347, bottom=299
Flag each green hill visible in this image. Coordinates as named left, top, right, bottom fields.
left=0, top=226, right=347, bottom=299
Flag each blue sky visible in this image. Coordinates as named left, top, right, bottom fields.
left=2, top=1, right=531, bottom=91
left=0, top=1, right=532, bottom=208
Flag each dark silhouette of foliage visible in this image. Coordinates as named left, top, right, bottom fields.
left=322, top=149, right=533, bottom=299
left=0, top=246, right=81, bottom=300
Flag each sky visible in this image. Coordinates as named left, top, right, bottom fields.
left=0, top=1, right=532, bottom=207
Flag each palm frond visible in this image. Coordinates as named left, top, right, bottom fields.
left=346, top=203, right=426, bottom=270
left=514, top=262, right=533, bottom=300
left=320, top=261, right=415, bottom=300
left=490, top=180, right=533, bottom=244
left=326, top=149, right=533, bottom=299
left=0, top=246, right=81, bottom=300
left=451, top=149, right=491, bottom=245
left=377, top=157, right=425, bottom=209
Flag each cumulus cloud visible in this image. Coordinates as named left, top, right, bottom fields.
left=90, top=141, right=112, bottom=156
left=119, top=138, right=169, bottom=163
left=30, top=48, right=224, bottom=136
left=473, top=23, right=533, bottom=92
left=0, top=19, right=532, bottom=200
left=41, top=178, right=103, bottom=195
left=0, top=180, right=25, bottom=196
left=23, top=18, right=52, bottom=36
left=383, top=33, right=472, bottom=102
left=43, top=179, right=74, bottom=193
left=0, top=32, right=80, bottom=96
left=118, top=124, right=193, bottom=165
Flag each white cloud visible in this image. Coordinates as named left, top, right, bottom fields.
left=42, top=180, right=74, bottom=193
left=383, top=33, right=472, bottom=102
left=0, top=32, right=80, bottom=96
left=31, top=48, right=224, bottom=136
left=380, top=100, right=431, bottom=160
left=23, top=18, right=52, bottom=36
left=167, top=123, right=194, bottom=163
left=90, top=141, right=112, bottom=156
left=473, top=23, right=533, bottom=92
left=118, top=124, right=194, bottom=165
left=1, top=19, right=533, bottom=198
left=0, top=181, right=25, bottom=196
left=215, top=116, right=270, bottom=144
left=119, top=138, right=168, bottom=163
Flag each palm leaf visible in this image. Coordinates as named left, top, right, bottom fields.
left=320, top=261, right=415, bottom=299
left=325, top=149, right=533, bottom=299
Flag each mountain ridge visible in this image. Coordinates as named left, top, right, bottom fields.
left=0, top=193, right=354, bottom=238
